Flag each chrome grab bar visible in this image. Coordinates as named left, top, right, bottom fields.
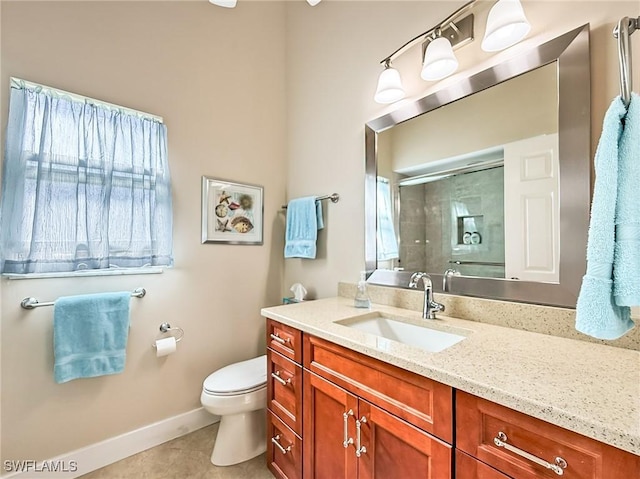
left=493, top=431, right=568, bottom=476
left=270, top=333, right=290, bottom=345
left=271, top=371, right=291, bottom=386
left=343, top=409, right=354, bottom=448
left=355, top=416, right=367, bottom=457
left=271, top=435, right=292, bottom=455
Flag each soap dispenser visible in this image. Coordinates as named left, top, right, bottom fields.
left=354, top=271, right=372, bottom=309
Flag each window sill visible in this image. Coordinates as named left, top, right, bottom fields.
left=3, top=267, right=165, bottom=280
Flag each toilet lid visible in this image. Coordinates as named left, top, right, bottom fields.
left=203, top=355, right=267, bottom=395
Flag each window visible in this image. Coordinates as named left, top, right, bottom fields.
left=0, top=78, right=173, bottom=274
left=376, top=176, right=399, bottom=261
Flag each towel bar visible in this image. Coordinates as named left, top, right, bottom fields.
left=281, top=193, right=340, bottom=210
left=20, top=287, right=146, bottom=310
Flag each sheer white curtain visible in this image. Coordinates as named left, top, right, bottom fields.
left=376, top=176, right=399, bottom=261
left=0, top=82, right=173, bottom=274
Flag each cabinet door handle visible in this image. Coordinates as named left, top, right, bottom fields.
left=271, top=434, right=292, bottom=455
left=343, top=409, right=354, bottom=448
left=493, top=431, right=568, bottom=476
left=270, top=333, right=290, bottom=345
left=271, top=370, right=291, bottom=386
left=355, top=416, right=367, bottom=457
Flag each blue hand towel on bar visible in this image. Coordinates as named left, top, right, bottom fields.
left=284, top=196, right=323, bottom=259
left=54, top=291, right=131, bottom=383
left=575, top=97, right=634, bottom=340
left=614, top=93, right=640, bottom=306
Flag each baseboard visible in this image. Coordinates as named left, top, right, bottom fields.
left=2, top=408, right=218, bottom=478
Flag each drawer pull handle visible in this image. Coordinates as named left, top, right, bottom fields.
left=271, top=371, right=291, bottom=386
left=494, top=431, right=568, bottom=476
left=355, top=416, right=367, bottom=457
left=270, top=333, right=290, bottom=345
left=271, top=434, right=292, bottom=455
left=343, top=409, right=354, bottom=448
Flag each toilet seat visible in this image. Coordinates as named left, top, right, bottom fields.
left=203, top=354, right=267, bottom=396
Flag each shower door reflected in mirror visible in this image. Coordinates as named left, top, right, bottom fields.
left=398, top=164, right=506, bottom=278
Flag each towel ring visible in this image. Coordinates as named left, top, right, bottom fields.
left=152, top=322, right=184, bottom=348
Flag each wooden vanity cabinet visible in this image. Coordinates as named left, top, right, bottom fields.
left=303, top=334, right=454, bottom=479
left=265, top=318, right=640, bottom=479
left=456, top=391, right=640, bottom=479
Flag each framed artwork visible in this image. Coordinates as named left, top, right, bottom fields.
left=201, top=176, right=264, bottom=245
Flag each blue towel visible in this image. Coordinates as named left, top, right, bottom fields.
left=54, top=292, right=131, bottom=383
left=614, top=93, right=640, bottom=306
left=575, top=97, right=634, bottom=340
left=284, top=196, right=323, bottom=259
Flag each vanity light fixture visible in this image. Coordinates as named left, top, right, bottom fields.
left=208, top=0, right=320, bottom=7
left=481, top=0, right=531, bottom=51
left=374, top=60, right=406, bottom=104
left=208, top=0, right=237, bottom=7
left=374, top=0, right=475, bottom=104
left=421, top=35, right=459, bottom=81
left=374, top=0, right=531, bottom=104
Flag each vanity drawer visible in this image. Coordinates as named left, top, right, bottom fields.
left=304, top=334, right=453, bottom=443
left=456, top=391, right=640, bottom=479
left=455, top=450, right=511, bottom=479
left=267, top=319, right=302, bottom=363
left=267, top=348, right=303, bottom=436
left=267, top=410, right=302, bottom=479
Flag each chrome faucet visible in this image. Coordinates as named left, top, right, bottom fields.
left=409, top=272, right=445, bottom=319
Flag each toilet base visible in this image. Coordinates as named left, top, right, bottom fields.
left=211, top=408, right=266, bottom=466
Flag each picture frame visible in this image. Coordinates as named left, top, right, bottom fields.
left=201, top=176, right=264, bottom=245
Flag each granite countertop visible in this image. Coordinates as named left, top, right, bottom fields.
left=261, top=297, right=640, bottom=456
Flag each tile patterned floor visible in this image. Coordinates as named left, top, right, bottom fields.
left=80, top=423, right=274, bottom=479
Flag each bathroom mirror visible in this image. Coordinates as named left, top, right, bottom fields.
left=365, top=24, right=590, bottom=308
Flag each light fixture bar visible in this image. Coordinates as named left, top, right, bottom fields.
left=378, top=0, right=476, bottom=65
left=421, top=14, right=475, bottom=58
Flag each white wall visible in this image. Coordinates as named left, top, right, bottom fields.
left=0, top=0, right=286, bottom=462
left=284, top=0, right=640, bottom=299
left=387, top=62, right=557, bottom=172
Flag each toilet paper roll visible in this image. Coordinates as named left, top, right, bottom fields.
left=155, top=337, right=177, bottom=357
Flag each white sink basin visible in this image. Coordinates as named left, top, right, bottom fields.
left=337, top=312, right=466, bottom=353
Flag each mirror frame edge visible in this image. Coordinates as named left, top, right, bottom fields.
left=364, top=24, right=591, bottom=309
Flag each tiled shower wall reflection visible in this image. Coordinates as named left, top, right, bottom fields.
left=398, top=167, right=505, bottom=278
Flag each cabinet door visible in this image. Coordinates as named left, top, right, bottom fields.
left=303, top=370, right=358, bottom=479
left=358, top=400, right=452, bottom=479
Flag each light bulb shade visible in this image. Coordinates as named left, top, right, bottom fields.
left=482, top=0, right=531, bottom=51
left=307, top=0, right=321, bottom=5
left=421, top=37, right=459, bottom=81
left=374, top=66, right=405, bottom=104
left=209, top=0, right=237, bottom=7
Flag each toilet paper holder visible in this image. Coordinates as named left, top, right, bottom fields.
left=152, top=323, right=184, bottom=348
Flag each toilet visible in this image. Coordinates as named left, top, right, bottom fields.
left=200, top=355, right=267, bottom=466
